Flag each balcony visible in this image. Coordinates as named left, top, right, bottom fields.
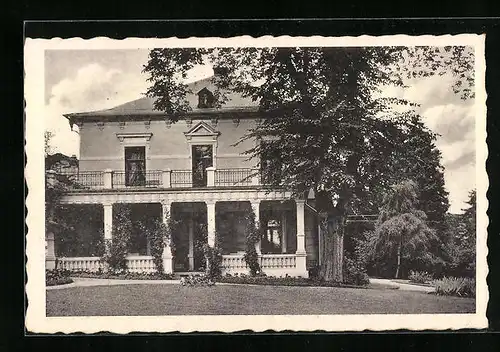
left=51, top=167, right=262, bottom=190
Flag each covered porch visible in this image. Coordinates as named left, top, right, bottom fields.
left=50, top=198, right=317, bottom=277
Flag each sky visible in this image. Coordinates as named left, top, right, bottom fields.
left=44, top=49, right=476, bottom=214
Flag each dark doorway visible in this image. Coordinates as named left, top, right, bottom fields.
left=192, top=145, right=213, bottom=187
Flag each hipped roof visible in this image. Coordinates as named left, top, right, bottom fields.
left=64, top=76, right=260, bottom=125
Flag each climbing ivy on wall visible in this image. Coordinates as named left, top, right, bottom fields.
left=138, top=216, right=171, bottom=274
left=102, top=204, right=132, bottom=272
left=244, top=209, right=262, bottom=276
left=203, top=232, right=223, bottom=280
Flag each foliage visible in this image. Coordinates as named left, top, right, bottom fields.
left=433, top=277, right=475, bottom=298
left=397, top=46, right=475, bottom=100
left=69, top=270, right=175, bottom=280
left=180, top=273, right=215, bottom=287
left=137, top=215, right=171, bottom=274
left=188, top=212, right=222, bottom=278
left=372, top=180, right=439, bottom=279
left=45, top=172, right=76, bottom=236
left=218, top=273, right=368, bottom=288
left=342, top=254, right=370, bottom=286
left=408, top=270, right=434, bottom=284
left=143, top=47, right=472, bottom=281
left=243, top=209, right=261, bottom=276
left=53, top=205, right=105, bottom=257
left=46, top=269, right=73, bottom=286
left=442, top=190, right=476, bottom=278
left=203, top=238, right=223, bottom=280
left=44, top=131, right=54, bottom=156
left=102, top=204, right=132, bottom=272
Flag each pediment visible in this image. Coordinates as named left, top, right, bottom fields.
left=184, top=122, right=219, bottom=138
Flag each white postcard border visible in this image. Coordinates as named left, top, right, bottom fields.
left=25, top=34, right=488, bottom=333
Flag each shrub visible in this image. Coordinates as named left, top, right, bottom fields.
left=102, top=204, right=132, bottom=271
left=308, top=265, right=320, bottom=279
left=217, top=275, right=367, bottom=288
left=180, top=273, right=215, bottom=287
left=342, top=256, right=370, bottom=286
left=69, top=270, right=176, bottom=280
left=203, top=242, right=222, bottom=280
left=243, top=209, right=261, bottom=276
left=46, top=269, right=73, bottom=286
left=409, top=270, right=433, bottom=284
left=139, top=217, right=171, bottom=274
left=433, top=276, right=475, bottom=298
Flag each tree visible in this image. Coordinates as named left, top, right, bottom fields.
left=143, top=46, right=472, bottom=281
left=397, top=46, right=474, bottom=100
left=373, top=180, right=438, bottom=279
left=45, top=130, right=54, bottom=156
left=443, top=189, right=476, bottom=277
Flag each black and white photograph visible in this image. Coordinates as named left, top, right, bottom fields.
left=25, top=35, right=487, bottom=332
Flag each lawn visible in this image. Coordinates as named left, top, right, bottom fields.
left=46, top=283, right=475, bottom=316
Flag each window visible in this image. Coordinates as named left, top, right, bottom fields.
left=197, top=88, right=215, bottom=109
left=192, top=145, right=213, bottom=187
left=125, top=147, right=146, bottom=186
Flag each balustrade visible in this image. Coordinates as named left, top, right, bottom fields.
left=57, top=168, right=261, bottom=190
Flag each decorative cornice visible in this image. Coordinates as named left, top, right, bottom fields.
left=96, top=122, right=105, bottom=131
left=119, top=121, right=126, bottom=130
left=116, top=132, right=153, bottom=143
left=59, top=189, right=293, bottom=205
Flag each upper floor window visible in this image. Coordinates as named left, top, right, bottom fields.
left=197, top=88, right=215, bottom=109
left=125, top=146, right=146, bottom=186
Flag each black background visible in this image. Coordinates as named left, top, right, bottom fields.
left=7, top=3, right=500, bottom=350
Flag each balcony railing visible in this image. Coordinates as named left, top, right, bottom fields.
left=52, top=168, right=261, bottom=190
left=171, top=170, right=193, bottom=188
left=56, top=171, right=104, bottom=189
left=112, top=170, right=162, bottom=188
left=215, top=168, right=253, bottom=186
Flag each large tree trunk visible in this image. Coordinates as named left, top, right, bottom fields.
left=319, top=213, right=345, bottom=282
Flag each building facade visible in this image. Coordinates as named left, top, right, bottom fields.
left=47, top=77, right=322, bottom=277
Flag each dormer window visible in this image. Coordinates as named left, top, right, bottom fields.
left=197, top=88, right=215, bottom=109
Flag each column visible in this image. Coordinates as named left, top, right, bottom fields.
left=162, top=168, right=171, bottom=188
left=103, top=202, right=113, bottom=243
left=206, top=167, right=216, bottom=187
left=161, top=201, right=173, bottom=274
left=103, top=169, right=113, bottom=188
left=206, top=200, right=216, bottom=247
left=296, top=200, right=306, bottom=254
left=188, top=217, right=194, bottom=270
left=281, top=211, right=287, bottom=253
left=295, top=199, right=308, bottom=277
left=46, top=232, right=56, bottom=270
left=251, top=167, right=260, bottom=186
left=250, top=200, right=261, bottom=254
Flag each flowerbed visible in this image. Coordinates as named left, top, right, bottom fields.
left=217, top=273, right=368, bottom=288
left=68, top=270, right=176, bottom=280
left=409, top=271, right=434, bottom=284
left=46, top=269, right=74, bottom=286
left=433, top=277, right=475, bottom=298
left=180, top=274, right=215, bottom=287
